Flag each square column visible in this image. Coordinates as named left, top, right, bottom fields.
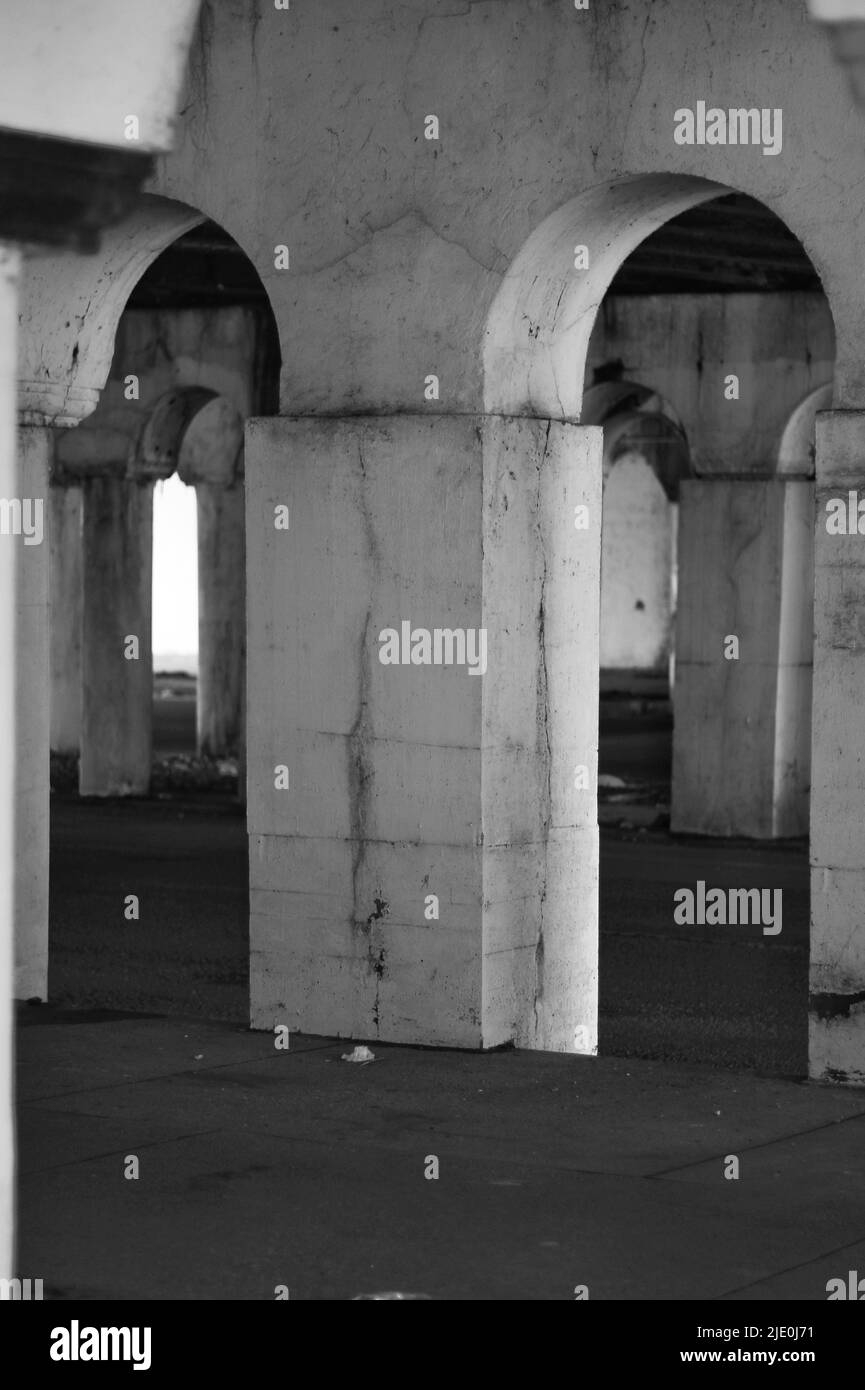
left=49, top=480, right=82, bottom=753
left=810, top=410, right=865, bottom=1083
left=80, top=475, right=153, bottom=796
left=246, top=414, right=601, bottom=1050
left=671, top=478, right=813, bottom=839
left=0, top=246, right=17, bottom=1291
left=196, top=480, right=245, bottom=757
left=14, top=426, right=51, bottom=999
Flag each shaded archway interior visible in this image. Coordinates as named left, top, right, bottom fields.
left=588, top=191, right=832, bottom=1074
left=47, top=213, right=281, bottom=1023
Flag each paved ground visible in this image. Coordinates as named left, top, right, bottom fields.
left=31, top=692, right=838, bottom=1302
left=15, top=1007, right=865, bottom=1301
left=48, top=796, right=807, bottom=1074
left=600, top=829, right=808, bottom=1075
left=49, top=691, right=808, bottom=1074
left=49, top=793, right=249, bottom=1023
left=151, top=685, right=197, bottom=757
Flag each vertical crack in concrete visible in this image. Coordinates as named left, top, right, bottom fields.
left=348, top=438, right=386, bottom=1034
left=348, top=607, right=373, bottom=935
left=356, top=439, right=381, bottom=573
left=250, top=1, right=261, bottom=78
left=366, top=896, right=390, bottom=1031
left=184, top=1, right=214, bottom=159
left=534, top=421, right=553, bottom=1036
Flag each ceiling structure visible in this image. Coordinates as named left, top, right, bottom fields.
left=608, top=192, right=823, bottom=294
left=127, top=226, right=270, bottom=307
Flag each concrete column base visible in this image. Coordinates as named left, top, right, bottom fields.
left=14, top=426, right=51, bottom=999
left=672, top=478, right=813, bottom=839
left=49, top=480, right=83, bottom=754
left=246, top=413, right=601, bottom=1050
left=810, top=410, right=865, bottom=1083
left=80, top=476, right=153, bottom=796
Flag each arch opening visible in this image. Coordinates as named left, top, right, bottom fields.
left=47, top=200, right=280, bottom=1024
left=482, top=173, right=836, bottom=1072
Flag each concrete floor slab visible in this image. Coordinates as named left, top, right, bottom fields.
left=23, top=1031, right=865, bottom=1177
left=15, top=1016, right=865, bottom=1301
left=16, top=1010, right=327, bottom=1103
left=719, top=1237, right=865, bottom=1301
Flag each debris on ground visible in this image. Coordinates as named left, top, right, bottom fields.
left=50, top=750, right=239, bottom=795
left=352, top=1292, right=432, bottom=1300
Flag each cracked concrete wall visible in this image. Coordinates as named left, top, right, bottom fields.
left=18, top=4, right=861, bottom=421
left=247, top=413, right=602, bottom=1049
left=247, top=415, right=486, bottom=1045
left=143, top=2, right=860, bottom=415
left=481, top=419, right=602, bottom=1052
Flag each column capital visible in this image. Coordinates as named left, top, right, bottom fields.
left=18, top=381, right=100, bottom=429
left=52, top=419, right=178, bottom=484
left=178, top=448, right=244, bottom=488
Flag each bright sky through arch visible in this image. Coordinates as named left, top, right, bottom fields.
left=152, top=473, right=198, bottom=673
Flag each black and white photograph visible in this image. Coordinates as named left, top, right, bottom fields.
left=2, top=0, right=865, bottom=1351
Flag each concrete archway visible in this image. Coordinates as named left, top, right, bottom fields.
left=483, top=175, right=730, bottom=421
left=140, top=386, right=219, bottom=476
left=480, top=172, right=837, bottom=1063
left=598, top=402, right=691, bottom=498
left=19, top=196, right=206, bottom=428
left=18, top=195, right=279, bottom=1008
left=54, top=324, right=259, bottom=794
left=582, top=380, right=685, bottom=434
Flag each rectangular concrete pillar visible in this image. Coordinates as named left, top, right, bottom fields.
left=246, top=414, right=601, bottom=1050
left=14, top=426, right=50, bottom=1000
left=671, top=478, right=813, bottom=839
left=196, top=480, right=245, bottom=757
left=80, top=476, right=153, bottom=796
left=481, top=417, right=601, bottom=1050
left=49, top=480, right=82, bottom=753
left=810, top=411, right=865, bottom=1083
left=0, top=248, right=21, bottom=1284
